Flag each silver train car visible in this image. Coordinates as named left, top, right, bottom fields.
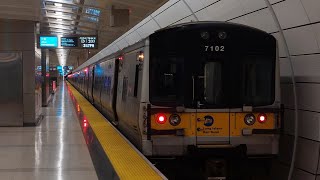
left=68, top=22, right=281, bottom=157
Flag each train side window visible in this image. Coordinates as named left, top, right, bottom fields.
left=122, top=77, right=128, bottom=101
left=105, top=76, right=111, bottom=95
left=134, top=65, right=139, bottom=97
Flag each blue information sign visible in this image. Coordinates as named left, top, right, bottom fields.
left=39, top=36, right=58, bottom=48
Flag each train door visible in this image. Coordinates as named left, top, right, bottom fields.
left=89, top=66, right=95, bottom=103
left=194, top=60, right=230, bottom=145
left=85, top=68, right=89, bottom=98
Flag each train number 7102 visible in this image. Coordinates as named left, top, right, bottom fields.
left=205, top=46, right=225, bottom=52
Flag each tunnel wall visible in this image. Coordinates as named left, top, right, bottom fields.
left=80, top=0, right=320, bottom=179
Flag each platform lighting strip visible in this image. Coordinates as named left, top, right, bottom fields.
left=42, top=0, right=102, bottom=35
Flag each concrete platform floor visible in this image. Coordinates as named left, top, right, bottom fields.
left=0, top=83, right=98, bottom=180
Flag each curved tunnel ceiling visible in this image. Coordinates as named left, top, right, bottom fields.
left=77, top=0, right=320, bottom=78
left=40, top=0, right=168, bottom=66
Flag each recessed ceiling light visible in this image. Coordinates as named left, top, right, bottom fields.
left=54, top=3, right=63, bottom=7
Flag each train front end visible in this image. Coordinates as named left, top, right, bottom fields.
left=143, top=22, right=281, bottom=157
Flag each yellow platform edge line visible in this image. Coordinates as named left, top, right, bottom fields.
left=66, top=82, right=165, bottom=180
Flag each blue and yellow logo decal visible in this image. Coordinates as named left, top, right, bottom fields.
left=204, top=115, right=214, bottom=126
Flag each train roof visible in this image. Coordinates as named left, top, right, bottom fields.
left=74, top=21, right=270, bottom=72
left=154, top=21, right=269, bottom=35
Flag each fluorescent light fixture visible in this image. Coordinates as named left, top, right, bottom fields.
left=56, top=18, right=63, bottom=21
left=54, top=3, right=63, bottom=7
left=55, top=11, right=63, bottom=15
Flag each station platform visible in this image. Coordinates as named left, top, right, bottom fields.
left=0, top=82, right=98, bottom=180
left=0, top=82, right=165, bottom=180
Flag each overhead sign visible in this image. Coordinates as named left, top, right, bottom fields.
left=61, top=37, right=78, bottom=47
left=79, top=36, right=97, bottom=49
left=39, top=36, right=58, bottom=48
left=38, top=35, right=98, bottom=49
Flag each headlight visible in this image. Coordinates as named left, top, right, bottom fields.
left=244, top=114, right=256, bottom=126
left=169, top=114, right=181, bottom=126
left=218, top=31, right=227, bottom=40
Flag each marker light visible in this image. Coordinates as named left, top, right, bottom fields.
left=156, top=114, right=167, bottom=124
left=119, top=56, right=124, bottom=61
left=84, top=68, right=88, bottom=72
left=244, top=114, right=256, bottom=126
left=258, top=114, right=267, bottom=123
left=169, top=114, right=181, bottom=126
left=137, top=52, right=144, bottom=62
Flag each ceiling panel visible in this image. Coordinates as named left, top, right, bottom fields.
left=41, top=0, right=168, bottom=67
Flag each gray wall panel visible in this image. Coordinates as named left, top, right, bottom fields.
left=280, top=54, right=320, bottom=81
left=23, top=51, right=35, bottom=94
left=300, top=0, right=320, bottom=23
left=0, top=20, right=35, bottom=33
left=293, top=169, right=316, bottom=180
left=279, top=135, right=320, bottom=174
left=284, top=109, right=320, bottom=141
left=0, top=52, right=23, bottom=126
left=273, top=0, right=309, bottom=29
left=23, top=114, right=36, bottom=124
left=154, top=1, right=191, bottom=28
left=272, top=161, right=316, bottom=180
left=0, top=33, right=35, bottom=51
left=23, top=93, right=35, bottom=117
left=281, top=83, right=320, bottom=112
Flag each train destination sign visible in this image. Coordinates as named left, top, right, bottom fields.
left=38, top=35, right=98, bottom=49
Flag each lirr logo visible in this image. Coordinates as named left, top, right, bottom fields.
left=204, top=116, right=214, bottom=126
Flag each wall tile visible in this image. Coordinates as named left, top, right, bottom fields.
left=300, top=0, right=320, bottom=23
left=273, top=0, right=310, bottom=29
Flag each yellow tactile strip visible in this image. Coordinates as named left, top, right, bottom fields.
left=67, top=83, right=165, bottom=180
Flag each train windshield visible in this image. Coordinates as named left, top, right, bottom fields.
left=198, top=56, right=275, bottom=108
left=150, top=25, right=276, bottom=108
left=203, top=62, right=223, bottom=105
left=150, top=57, right=184, bottom=105
left=239, top=57, right=274, bottom=105
left=150, top=55, right=274, bottom=108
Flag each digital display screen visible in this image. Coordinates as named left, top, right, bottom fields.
left=79, top=36, right=98, bottom=49
left=61, top=37, right=78, bottom=47
left=38, top=35, right=97, bottom=49
left=39, top=36, right=58, bottom=48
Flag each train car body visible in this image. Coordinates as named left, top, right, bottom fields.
left=68, top=22, right=281, bottom=157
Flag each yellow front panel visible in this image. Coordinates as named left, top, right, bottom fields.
left=151, top=112, right=276, bottom=138
left=151, top=112, right=230, bottom=137
left=230, top=113, right=276, bottom=136
left=151, top=113, right=196, bottom=136
left=196, top=113, right=229, bottom=137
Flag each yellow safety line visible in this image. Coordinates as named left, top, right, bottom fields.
left=67, top=83, right=164, bottom=180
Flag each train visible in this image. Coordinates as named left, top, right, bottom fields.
left=68, top=22, right=281, bottom=157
